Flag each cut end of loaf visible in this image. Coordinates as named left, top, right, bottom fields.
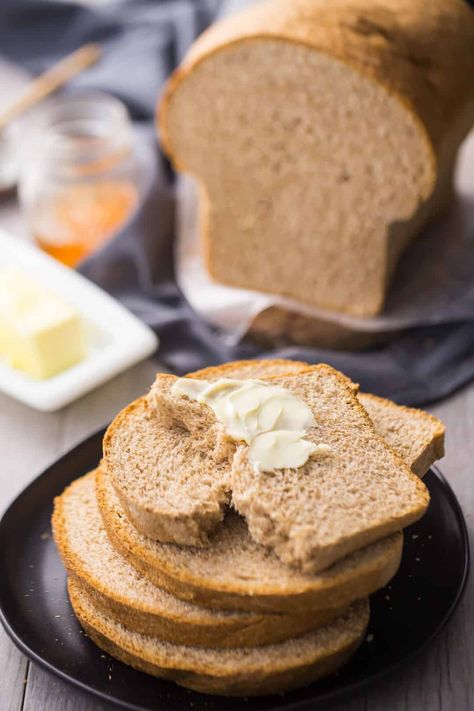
left=161, top=37, right=435, bottom=316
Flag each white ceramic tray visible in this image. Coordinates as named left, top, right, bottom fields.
left=0, top=230, right=158, bottom=411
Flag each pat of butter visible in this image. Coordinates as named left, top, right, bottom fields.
left=249, top=430, right=318, bottom=470
left=0, top=268, right=86, bottom=379
left=172, top=378, right=328, bottom=472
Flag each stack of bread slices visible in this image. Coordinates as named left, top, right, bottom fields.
left=53, top=359, right=444, bottom=696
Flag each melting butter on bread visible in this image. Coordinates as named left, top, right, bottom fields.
left=191, top=360, right=444, bottom=479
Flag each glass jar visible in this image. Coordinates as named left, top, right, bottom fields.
left=19, top=91, right=140, bottom=267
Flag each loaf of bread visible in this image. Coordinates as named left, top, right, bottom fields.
left=160, top=0, right=474, bottom=317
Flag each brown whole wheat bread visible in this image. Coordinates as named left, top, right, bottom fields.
left=53, top=472, right=345, bottom=647
left=189, top=360, right=445, bottom=479
left=357, top=392, right=444, bottom=479
left=103, top=393, right=231, bottom=547
left=226, top=365, right=429, bottom=572
left=96, top=467, right=402, bottom=614
left=159, top=0, right=474, bottom=317
left=69, top=578, right=370, bottom=696
left=143, top=364, right=429, bottom=571
left=105, top=360, right=441, bottom=547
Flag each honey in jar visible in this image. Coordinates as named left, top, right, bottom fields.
left=19, top=92, right=140, bottom=267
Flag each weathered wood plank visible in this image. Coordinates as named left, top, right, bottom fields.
left=0, top=626, right=28, bottom=711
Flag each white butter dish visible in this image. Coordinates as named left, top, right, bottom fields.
left=0, top=229, right=158, bottom=411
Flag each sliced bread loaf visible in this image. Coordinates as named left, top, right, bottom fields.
left=188, top=359, right=445, bottom=478
left=53, top=472, right=344, bottom=647
left=160, top=0, right=474, bottom=316
left=69, top=578, right=369, bottom=696
left=96, top=467, right=402, bottom=614
left=228, top=365, right=429, bottom=572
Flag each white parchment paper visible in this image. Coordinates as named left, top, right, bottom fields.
left=176, top=131, right=474, bottom=344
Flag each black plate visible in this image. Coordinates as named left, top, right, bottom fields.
left=0, top=428, right=469, bottom=711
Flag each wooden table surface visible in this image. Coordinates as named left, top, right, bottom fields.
left=0, top=357, right=472, bottom=711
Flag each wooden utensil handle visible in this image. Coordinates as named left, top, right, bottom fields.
left=0, top=43, right=101, bottom=131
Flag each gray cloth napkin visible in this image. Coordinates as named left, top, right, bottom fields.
left=1, top=0, right=473, bottom=405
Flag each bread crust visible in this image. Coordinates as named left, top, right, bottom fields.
left=69, top=578, right=369, bottom=697
left=186, top=358, right=309, bottom=380
left=75, top=573, right=346, bottom=648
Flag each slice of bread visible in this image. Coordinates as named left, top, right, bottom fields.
left=228, top=365, right=429, bottom=573
left=145, top=364, right=429, bottom=571
left=160, top=0, right=474, bottom=316
left=96, top=467, right=402, bottom=614
left=105, top=360, right=439, bottom=548
left=103, top=393, right=231, bottom=547
left=188, top=359, right=445, bottom=478
left=357, top=392, right=444, bottom=479
left=69, top=577, right=370, bottom=696
left=53, top=472, right=345, bottom=647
